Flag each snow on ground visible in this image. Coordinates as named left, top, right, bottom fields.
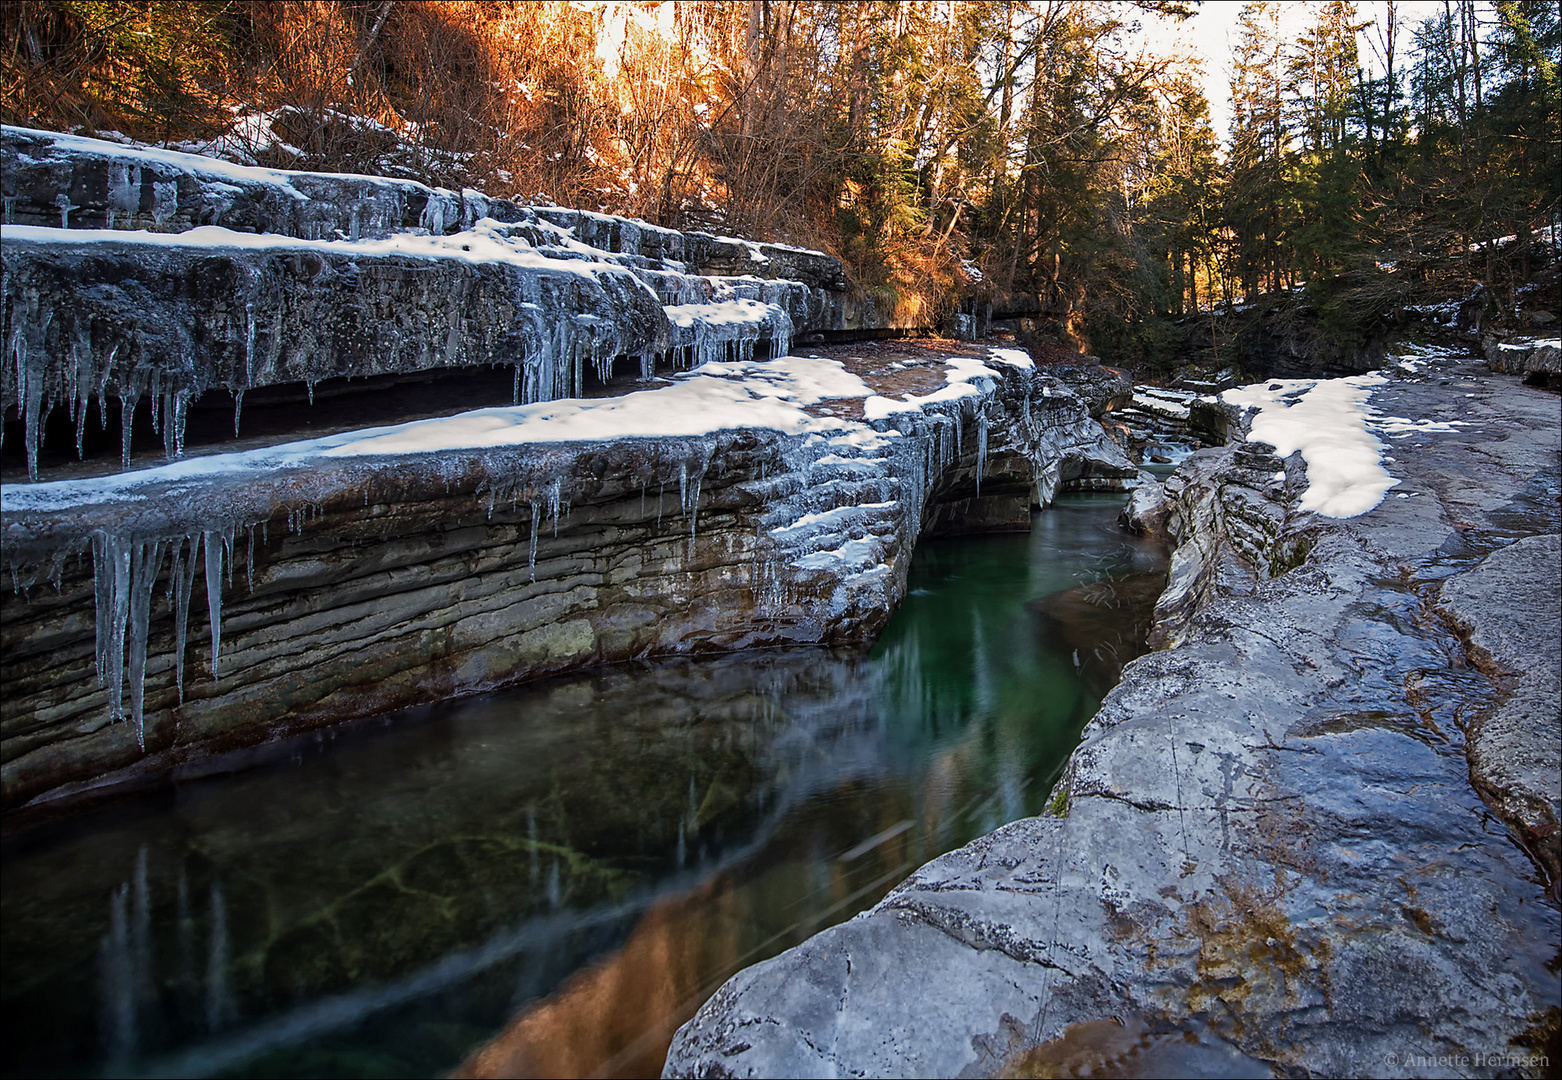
left=1223, top=374, right=1405, bottom=518
left=1496, top=337, right=1562, bottom=352
left=861, top=352, right=1014, bottom=422
left=664, top=299, right=778, bottom=328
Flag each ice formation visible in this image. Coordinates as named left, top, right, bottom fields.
left=2, top=126, right=834, bottom=481
left=4, top=346, right=1100, bottom=752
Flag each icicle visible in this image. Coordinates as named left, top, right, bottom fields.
left=149, top=368, right=163, bottom=437
left=232, top=388, right=244, bottom=437
left=975, top=409, right=989, bottom=496
left=306, top=378, right=315, bottom=406
left=119, top=387, right=138, bottom=470
left=98, top=344, right=116, bottom=432
left=55, top=191, right=79, bottom=229
left=90, top=532, right=133, bottom=721
left=687, top=457, right=706, bottom=545
left=204, top=530, right=224, bottom=677
left=73, top=325, right=92, bottom=459
left=170, top=537, right=200, bottom=702
left=549, top=477, right=563, bottom=536
left=527, top=499, right=542, bottom=581
left=127, top=539, right=165, bottom=750
left=512, top=362, right=521, bottom=406
left=12, top=301, right=49, bottom=481
left=243, top=303, right=255, bottom=388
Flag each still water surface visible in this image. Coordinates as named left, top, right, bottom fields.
left=2, top=494, right=1166, bottom=1079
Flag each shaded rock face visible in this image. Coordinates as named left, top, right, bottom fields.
left=1047, top=363, right=1133, bottom=418
left=1166, top=300, right=1388, bottom=379
left=664, top=354, right=1562, bottom=1079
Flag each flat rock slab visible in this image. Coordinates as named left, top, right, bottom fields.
left=666, top=353, right=1562, bottom=1078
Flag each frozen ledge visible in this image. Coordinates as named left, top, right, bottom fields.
left=1, top=350, right=1138, bottom=809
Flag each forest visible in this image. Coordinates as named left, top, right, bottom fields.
left=3, top=0, right=1559, bottom=370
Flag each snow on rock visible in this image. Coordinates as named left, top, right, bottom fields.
left=1, top=126, right=852, bottom=482
left=1222, top=374, right=1407, bottom=518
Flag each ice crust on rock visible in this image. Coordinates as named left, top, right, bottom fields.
left=1, top=126, right=840, bottom=482
left=3, top=347, right=1126, bottom=760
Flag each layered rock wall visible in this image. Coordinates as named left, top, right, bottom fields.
left=2, top=126, right=847, bottom=481
left=1, top=349, right=1140, bottom=808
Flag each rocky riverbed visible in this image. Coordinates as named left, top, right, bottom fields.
left=665, top=347, right=1561, bottom=1078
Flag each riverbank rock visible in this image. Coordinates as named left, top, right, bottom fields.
left=1438, top=532, right=1562, bottom=886
left=1483, top=335, right=1561, bottom=387
left=664, top=351, right=1562, bottom=1079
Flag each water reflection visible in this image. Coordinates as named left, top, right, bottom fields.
left=1, top=495, right=1165, bottom=1080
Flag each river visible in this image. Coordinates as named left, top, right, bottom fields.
left=1, top=493, right=1167, bottom=1079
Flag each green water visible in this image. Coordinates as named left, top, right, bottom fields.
left=1, top=494, right=1166, bottom=1079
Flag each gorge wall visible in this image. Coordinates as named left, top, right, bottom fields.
left=1, top=127, right=1142, bottom=810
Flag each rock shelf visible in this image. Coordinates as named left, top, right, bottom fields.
left=665, top=346, right=1562, bottom=1079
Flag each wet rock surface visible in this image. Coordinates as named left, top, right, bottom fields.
left=1438, top=532, right=1562, bottom=885
left=664, top=353, right=1562, bottom=1078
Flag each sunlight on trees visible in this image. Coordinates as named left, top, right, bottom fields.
left=2, top=0, right=1557, bottom=368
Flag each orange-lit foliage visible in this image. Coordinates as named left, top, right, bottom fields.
left=0, top=1, right=967, bottom=317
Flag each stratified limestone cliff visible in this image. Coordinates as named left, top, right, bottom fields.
left=664, top=348, right=1561, bottom=1079
left=1, top=345, right=1138, bottom=809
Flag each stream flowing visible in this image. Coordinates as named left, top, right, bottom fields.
left=1, top=493, right=1167, bottom=1079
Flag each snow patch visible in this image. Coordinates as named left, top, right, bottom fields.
left=1222, top=374, right=1402, bottom=518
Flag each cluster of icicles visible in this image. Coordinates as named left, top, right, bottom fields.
left=91, top=528, right=233, bottom=751
left=81, top=449, right=723, bottom=752
left=3, top=273, right=796, bottom=487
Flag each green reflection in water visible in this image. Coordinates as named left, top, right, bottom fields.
left=0, top=495, right=1166, bottom=1080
